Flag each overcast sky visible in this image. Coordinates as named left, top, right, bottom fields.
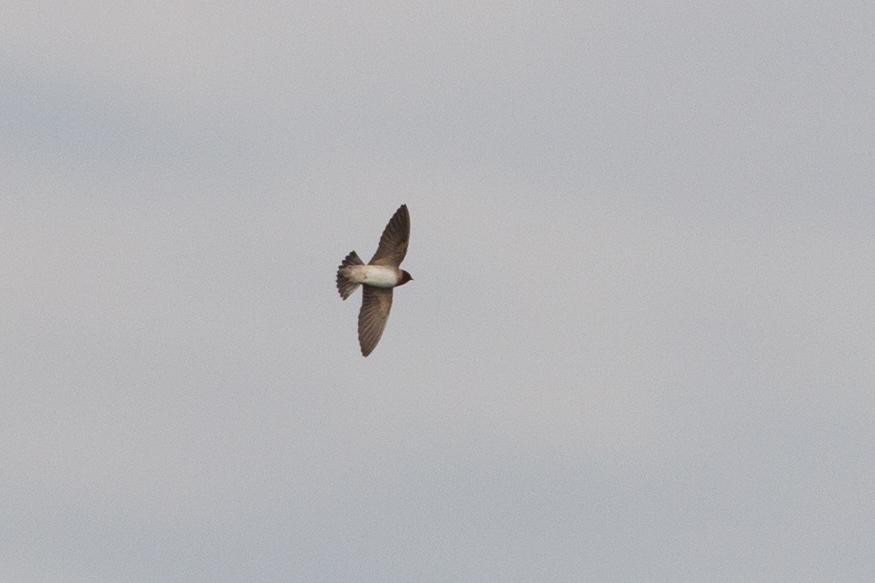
left=2, top=3, right=874, bottom=582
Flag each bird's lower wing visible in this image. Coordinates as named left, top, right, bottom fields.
left=358, top=286, right=393, bottom=357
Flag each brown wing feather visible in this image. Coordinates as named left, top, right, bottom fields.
left=369, top=204, right=410, bottom=267
left=358, top=286, right=393, bottom=357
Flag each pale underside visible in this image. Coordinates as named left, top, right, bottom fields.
left=343, top=264, right=400, bottom=288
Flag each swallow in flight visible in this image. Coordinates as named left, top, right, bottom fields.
left=336, top=204, right=413, bottom=356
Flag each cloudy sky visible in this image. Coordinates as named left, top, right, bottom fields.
left=2, top=3, right=874, bottom=581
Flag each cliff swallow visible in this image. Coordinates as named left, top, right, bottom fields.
left=336, top=204, right=413, bottom=356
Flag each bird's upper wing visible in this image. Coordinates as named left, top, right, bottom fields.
left=369, top=204, right=410, bottom=267
left=358, top=286, right=393, bottom=357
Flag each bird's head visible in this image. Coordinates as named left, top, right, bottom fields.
left=399, top=270, right=413, bottom=286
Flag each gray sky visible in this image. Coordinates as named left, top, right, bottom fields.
left=2, top=3, right=874, bottom=581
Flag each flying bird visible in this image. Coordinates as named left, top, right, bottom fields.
left=336, top=204, right=413, bottom=356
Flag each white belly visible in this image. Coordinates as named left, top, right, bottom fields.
left=347, top=265, right=399, bottom=288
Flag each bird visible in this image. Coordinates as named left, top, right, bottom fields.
left=336, top=204, right=413, bottom=356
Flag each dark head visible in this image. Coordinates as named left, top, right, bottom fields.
left=398, top=270, right=413, bottom=286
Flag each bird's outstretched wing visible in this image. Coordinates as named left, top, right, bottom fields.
left=369, top=204, right=410, bottom=267
left=358, top=286, right=393, bottom=356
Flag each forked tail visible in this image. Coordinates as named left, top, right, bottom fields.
left=336, top=250, right=364, bottom=300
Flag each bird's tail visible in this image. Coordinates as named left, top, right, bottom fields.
left=336, top=250, right=364, bottom=300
